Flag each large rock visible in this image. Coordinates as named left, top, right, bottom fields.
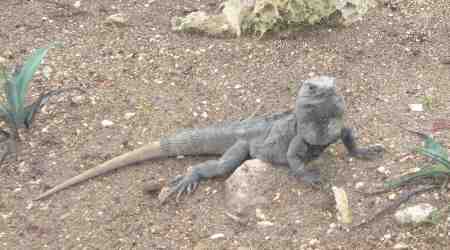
left=394, top=203, right=436, bottom=225
left=172, top=0, right=377, bottom=37
left=225, top=159, right=277, bottom=214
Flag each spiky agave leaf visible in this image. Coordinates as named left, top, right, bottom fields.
left=11, top=47, right=50, bottom=111
left=384, top=164, right=450, bottom=189
left=384, top=136, right=450, bottom=189
left=417, top=137, right=449, bottom=168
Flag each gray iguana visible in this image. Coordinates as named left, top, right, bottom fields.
left=35, top=76, right=383, bottom=201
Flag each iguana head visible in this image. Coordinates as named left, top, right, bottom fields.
left=295, top=76, right=345, bottom=145
left=297, top=76, right=337, bottom=99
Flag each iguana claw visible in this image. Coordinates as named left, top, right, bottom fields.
left=162, top=173, right=201, bottom=203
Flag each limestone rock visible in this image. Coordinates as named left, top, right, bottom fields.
left=394, top=203, right=436, bottom=225
left=225, top=159, right=275, bottom=214
left=172, top=0, right=377, bottom=37
left=332, top=186, right=353, bottom=224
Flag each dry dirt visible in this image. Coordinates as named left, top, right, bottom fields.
left=0, top=0, right=449, bottom=249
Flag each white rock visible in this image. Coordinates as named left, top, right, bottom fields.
left=72, top=95, right=85, bottom=104
left=257, top=221, right=274, bottom=227
left=388, top=193, right=397, bottom=200
left=0, top=56, right=6, bottom=64
left=101, top=120, right=114, bottom=127
left=393, top=242, right=409, bottom=249
left=409, top=104, right=423, bottom=112
left=73, top=1, right=81, bottom=8
left=394, top=203, right=436, bottom=225
left=42, top=65, right=53, bottom=79
left=355, top=182, right=365, bottom=189
left=309, top=238, right=320, bottom=246
left=225, top=159, right=273, bottom=214
left=382, top=233, right=392, bottom=240
left=377, top=166, right=390, bottom=175
left=332, top=186, right=352, bottom=224
left=255, top=208, right=266, bottom=220
left=106, top=13, right=128, bottom=25
left=124, top=112, right=135, bottom=120
left=209, top=233, right=225, bottom=240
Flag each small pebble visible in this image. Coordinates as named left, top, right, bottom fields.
left=209, top=233, right=225, bottom=240
left=355, top=182, right=365, bottom=189
left=376, top=166, right=390, bottom=175
left=257, top=221, right=274, bottom=227
left=382, top=233, right=392, bottom=241
left=388, top=193, right=397, bottom=200
left=42, top=65, right=53, bottom=79
left=309, top=238, right=320, bottom=246
left=73, top=0, right=81, bottom=8
left=409, top=104, right=423, bottom=112
left=124, top=112, right=135, bottom=119
left=393, top=242, right=409, bottom=249
left=255, top=208, right=266, bottom=220
left=105, top=13, right=128, bottom=25
left=101, top=120, right=114, bottom=127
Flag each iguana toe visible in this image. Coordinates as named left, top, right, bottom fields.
left=167, top=174, right=201, bottom=202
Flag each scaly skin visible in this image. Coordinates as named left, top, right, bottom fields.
left=35, top=76, right=383, bottom=202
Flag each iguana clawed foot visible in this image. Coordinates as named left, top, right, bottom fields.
left=160, top=172, right=201, bottom=204
left=350, top=144, right=384, bottom=161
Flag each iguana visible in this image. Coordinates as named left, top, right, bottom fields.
left=35, top=76, right=383, bottom=201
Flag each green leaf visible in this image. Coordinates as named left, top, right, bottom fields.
left=5, top=76, right=19, bottom=113
left=418, top=137, right=449, bottom=168
left=12, top=47, right=50, bottom=110
left=385, top=164, right=450, bottom=189
left=424, top=137, right=448, bottom=159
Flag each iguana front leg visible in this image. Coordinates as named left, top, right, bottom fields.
left=287, top=135, right=321, bottom=185
left=341, top=127, right=384, bottom=160
left=162, top=140, right=250, bottom=203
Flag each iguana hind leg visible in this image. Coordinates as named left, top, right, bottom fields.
left=161, top=140, right=250, bottom=203
left=341, top=127, right=384, bottom=160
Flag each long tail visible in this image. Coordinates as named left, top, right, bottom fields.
left=34, top=141, right=166, bottom=200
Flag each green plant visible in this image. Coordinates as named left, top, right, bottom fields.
left=421, top=95, right=433, bottom=110
left=385, top=136, right=450, bottom=189
left=0, top=46, right=82, bottom=139
left=287, top=80, right=297, bottom=96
